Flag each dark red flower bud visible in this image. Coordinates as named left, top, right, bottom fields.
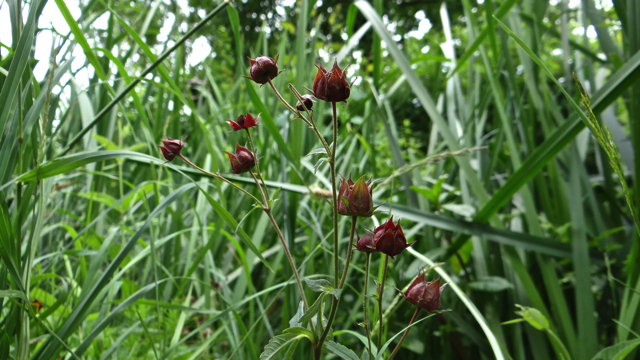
left=296, top=95, right=315, bottom=112
left=310, top=59, right=353, bottom=104
left=402, top=274, right=447, bottom=313
left=244, top=55, right=282, bottom=85
left=372, top=216, right=414, bottom=259
left=338, top=175, right=376, bottom=217
left=225, top=143, right=255, bottom=174
left=159, top=136, right=185, bottom=162
left=228, top=113, right=259, bottom=131
left=355, top=233, right=378, bottom=253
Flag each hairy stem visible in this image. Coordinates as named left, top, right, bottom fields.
left=387, top=307, right=421, bottom=360
left=267, top=77, right=298, bottom=114
left=316, top=214, right=357, bottom=350
left=246, top=130, right=270, bottom=202
left=330, top=102, right=339, bottom=287
left=363, top=253, right=373, bottom=359
left=377, top=255, right=390, bottom=352
left=264, top=209, right=310, bottom=312
left=178, top=154, right=262, bottom=205
left=249, top=170, right=268, bottom=206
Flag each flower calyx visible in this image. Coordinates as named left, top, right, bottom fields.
left=337, top=174, right=377, bottom=218
left=244, top=55, right=282, bottom=85
left=159, top=136, right=185, bottom=162
left=372, top=216, right=414, bottom=259
left=225, top=143, right=256, bottom=174
left=228, top=113, right=260, bottom=132
left=355, top=233, right=379, bottom=254
left=308, top=59, right=354, bottom=105
left=402, top=274, right=447, bottom=313
left=295, top=94, right=316, bottom=112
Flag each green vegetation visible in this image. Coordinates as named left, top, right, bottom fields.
left=1, top=0, right=640, bottom=359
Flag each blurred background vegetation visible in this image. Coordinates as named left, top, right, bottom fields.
left=1, top=0, right=640, bottom=359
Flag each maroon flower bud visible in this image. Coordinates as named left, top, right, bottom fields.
left=355, top=233, right=378, bottom=254
left=372, top=216, right=414, bottom=259
left=244, top=55, right=282, bottom=85
left=228, top=113, right=259, bottom=131
left=296, top=95, right=315, bottom=112
left=310, top=59, right=353, bottom=104
left=159, top=136, right=185, bottom=162
left=402, top=274, right=447, bottom=313
left=225, top=143, right=255, bottom=174
left=338, top=175, right=376, bottom=217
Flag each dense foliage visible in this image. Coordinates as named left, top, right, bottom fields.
left=1, top=0, right=640, bottom=359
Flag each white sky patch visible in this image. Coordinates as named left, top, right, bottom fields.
left=187, top=36, right=211, bottom=66
left=158, top=13, right=175, bottom=42
left=93, top=11, right=110, bottom=30
left=176, top=0, right=190, bottom=15
left=572, top=25, right=598, bottom=38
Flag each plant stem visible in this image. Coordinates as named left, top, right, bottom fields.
left=377, top=255, right=390, bottom=352
left=330, top=102, right=339, bottom=287
left=387, top=307, right=421, bottom=360
left=178, top=154, right=262, bottom=205
left=287, top=84, right=331, bottom=156
left=245, top=130, right=270, bottom=202
left=264, top=209, right=310, bottom=312
left=316, top=214, right=357, bottom=351
left=267, top=77, right=298, bottom=114
left=249, top=170, right=268, bottom=207
left=363, top=253, right=373, bottom=360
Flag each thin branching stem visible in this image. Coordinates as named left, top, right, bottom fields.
left=387, top=307, right=421, bottom=360
left=267, top=77, right=298, bottom=114
left=178, top=154, right=262, bottom=205
left=363, top=253, right=373, bottom=359
left=246, top=132, right=270, bottom=202
left=377, top=255, right=390, bottom=352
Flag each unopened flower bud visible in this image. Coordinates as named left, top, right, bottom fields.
left=244, top=55, right=282, bottom=85
left=225, top=143, right=255, bottom=174
left=338, top=175, right=376, bottom=217
left=310, top=59, right=353, bottom=104
left=159, top=136, right=185, bottom=162
left=373, top=216, right=414, bottom=259
left=296, top=95, right=315, bottom=112
left=355, top=233, right=378, bottom=254
left=402, top=274, right=447, bottom=313
left=228, top=113, right=259, bottom=131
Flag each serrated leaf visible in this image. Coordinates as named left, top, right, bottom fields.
left=305, top=278, right=333, bottom=293
left=324, top=341, right=360, bottom=360
left=305, top=147, right=328, bottom=157
left=467, top=276, right=513, bottom=292
left=299, top=293, right=325, bottom=324
left=289, top=301, right=305, bottom=328
left=592, top=339, right=640, bottom=360
left=259, top=334, right=302, bottom=360
left=283, top=327, right=316, bottom=344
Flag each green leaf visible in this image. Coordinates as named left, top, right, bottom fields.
left=299, top=293, right=326, bottom=324
left=515, top=305, right=550, bottom=331
left=467, top=277, right=513, bottom=292
left=289, top=301, right=305, bottom=328
left=305, top=278, right=333, bottom=293
left=259, top=333, right=302, bottom=360
left=283, top=327, right=316, bottom=344
left=324, top=341, right=360, bottom=360
left=592, top=339, right=640, bottom=360
left=197, top=185, right=273, bottom=272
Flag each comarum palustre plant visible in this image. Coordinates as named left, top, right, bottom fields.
left=158, top=54, right=447, bottom=359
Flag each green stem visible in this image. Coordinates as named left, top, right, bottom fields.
left=245, top=130, right=270, bottom=202
left=287, top=84, right=331, bottom=156
left=316, top=214, right=357, bottom=351
left=364, top=253, right=373, bottom=359
left=377, top=255, right=390, bottom=352
left=330, top=102, right=339, bottom=287
left=387, top=307, right=421, bottom=360
left=267, top=77, right=298, bottom=114
left=178, top=153, right=262, bottom=205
